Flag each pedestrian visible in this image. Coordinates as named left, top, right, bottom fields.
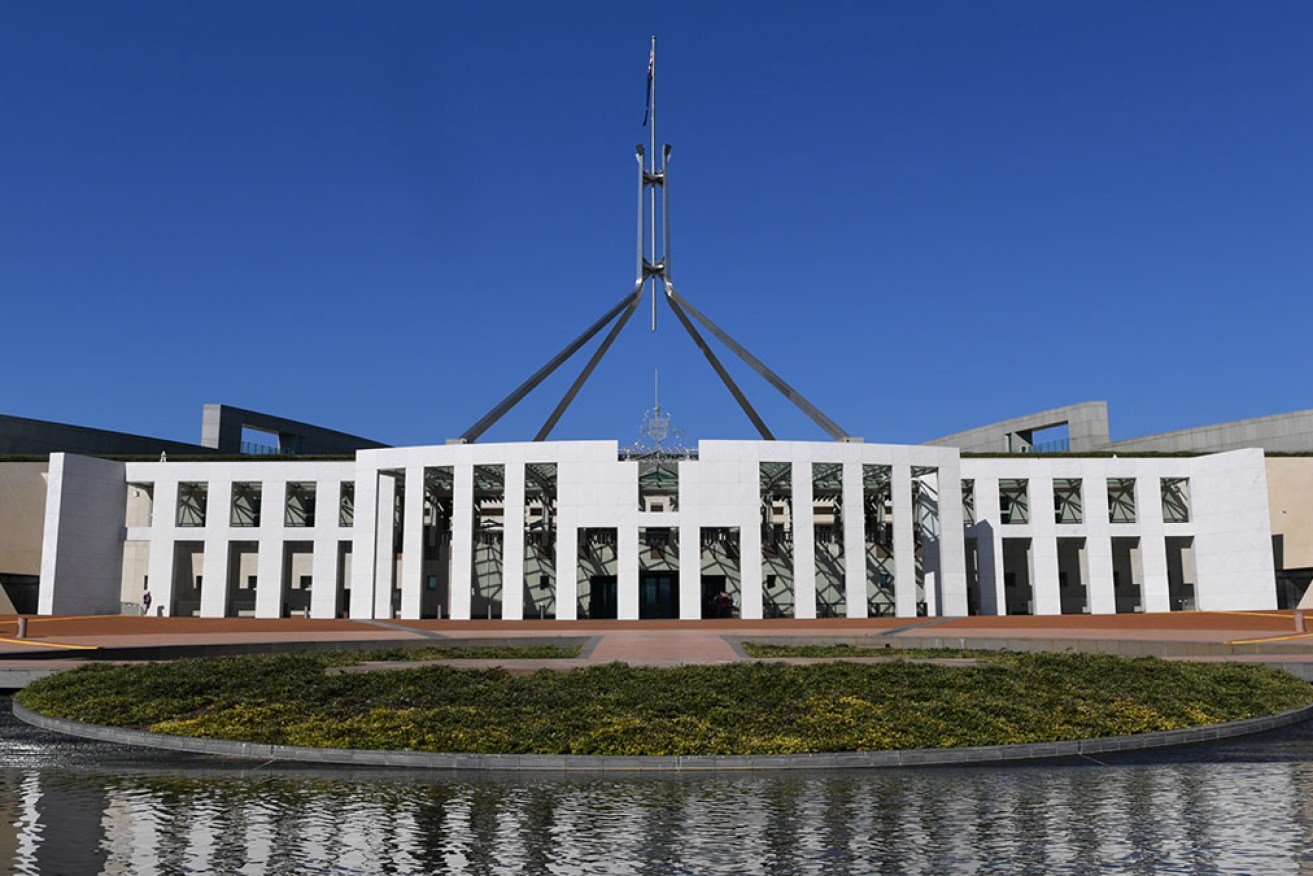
left=142, top=590, right=152, bottom=616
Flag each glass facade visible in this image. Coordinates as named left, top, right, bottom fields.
left=863, top=465, right=894, bottom=616
left=760, top=462, right=794, bottom=618
left=813, top=463, right=845, bottom=618
left=285, top=482, right=316, bottom=527
left=176, top=483, right=208, bottom=527
left=1053, top=478, right=1082, bottom=524
left=999, top=479, right=1029, bottom=524
left=1108, top=478, right=1137, bottom=523
left=524, top=463, right=557, bottom=620
left=1161, top=478, right=1190, bottom=523
left=471, top=464, right=505, bottom=620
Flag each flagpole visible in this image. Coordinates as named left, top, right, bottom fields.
left=649, top=34, right=657, bottom=332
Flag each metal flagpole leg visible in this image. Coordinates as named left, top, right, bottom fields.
left=458, top=288, right=644, bottom=443
left=665, top=286, right=852, bottom=440
left=664, top=281, right=775, bottom=440
left=535, top=286, right=644, bottom=441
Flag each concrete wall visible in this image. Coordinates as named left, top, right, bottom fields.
left=929, top=403, right=1313, bottom=455
left=0, top=413, right=212, bottom=456
left=38, top=454, right=128, bottom=615
left=1105, top=409, right=1313, bottom=454
left=200, top=405, right=387, bottom=454
left=0, top=462, right=49, bottom=577
left=1188, top=450, right=1277, bottom=610
left=925, top=402, right=1110, bottom=453
left=1267, top=457, right=1313, bottom=571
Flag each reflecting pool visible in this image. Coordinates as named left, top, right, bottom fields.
left=4, top=696, right=1313, bottom=874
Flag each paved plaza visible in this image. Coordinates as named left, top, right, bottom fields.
left=3, top=611, right=1312, bottom=673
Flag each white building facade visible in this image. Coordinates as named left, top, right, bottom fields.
left=37, top=441, right=1276, bottom=620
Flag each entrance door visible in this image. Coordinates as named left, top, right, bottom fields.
left=589, top=575, right=618, bottom=619
left=701, top=575, right=726, bottom=619
left=640, top=573, right=679, bottom=619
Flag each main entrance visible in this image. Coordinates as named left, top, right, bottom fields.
left=640, top=573, right=679, bottom=619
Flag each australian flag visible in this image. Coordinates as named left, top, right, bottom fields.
left=642, top=43, right=654, bottom=126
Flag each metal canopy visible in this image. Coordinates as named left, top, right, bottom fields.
left=457, top=37, right=854, bottom=445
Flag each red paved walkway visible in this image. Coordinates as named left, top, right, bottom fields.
left=2, top=612, right=1311, bottom=669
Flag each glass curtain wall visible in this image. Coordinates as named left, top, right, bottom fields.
left=471, top=465, right=505, bottom=620
left=230, top=483, right=261, bottom=527
left=912, top=466, right=939, bottom=616
left=1053, top=479, right=1082, bottom=524
left=1161, top=478, right=1191, bottom=523
left=176, top=483, right=207, bottom=527
left=760, top=462, right=794, bottom=619
left=424, top=467, right=454, bottom=619
left=524, top=463, right=557, bottom=620
left=638, top=459, right=679, bottom=512
left=700, top=528, right=740, bottom=619
left=863, top=465, right=894, bottom=617
left=285, top=483, right=316, bottom=527
left=639, top=528, right=680, bottom=619
left=813, top=463, right=845, bottom=618
left=577, top=529, right=618, bottom=619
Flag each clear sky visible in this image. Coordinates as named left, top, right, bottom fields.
left=4, top=2, right=1311, bottom=448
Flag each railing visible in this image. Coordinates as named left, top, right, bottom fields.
left=1021, top=438, right=1070, bottom=454
left=241, top=441, right=281, bottom=455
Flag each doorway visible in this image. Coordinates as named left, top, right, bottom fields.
left=588, top=575, right=618, bottom=620
left=640, top=573, right=678, bottom=619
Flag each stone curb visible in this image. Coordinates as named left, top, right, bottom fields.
left=14, top=700, right=1313, bottom=773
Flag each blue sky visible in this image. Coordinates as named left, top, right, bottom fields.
left=4, top=2, right=1311, bottom=448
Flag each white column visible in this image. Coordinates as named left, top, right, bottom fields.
left=1086, top=475, right=1116, bottom=614
left=1139, top=541, right=1171, bottom=609
left=399, top=466, right=425, bottom=620
left=617, top=524, right=640, bottom=620
left=740, top=515, right=763, bottom=620
left=1140, top=476, right=1171, bottom=612
left=200, top=538, right=229, bottom=618
left=680, top=525, right=700, bottom=620
left=449, top=464, right=473, bottom=620
left=310, top=532, right=339, bottom=619
left=199, top=478, right=232, bottom=618
left=1030, top=477, right=1061, bottom=615
left=349, top=466, right=378, bottom=619
left=256, top=476, right=287, bottom=619
left=792, top=461, right=816, bottom=619
left=502, top=464, right=526, bottom=621
left=843, top=461, right=865, bottom=618
left=254, top=534, right=283, bottom=619
left=371, top=472, right=398, bottom=619
left=556, top=522, right=578, bottom=620
left=144, top=480, right=179, bottom=618
left=936, top=469, right=969, bottom=617
left=892, top=464, right=917, bottom=617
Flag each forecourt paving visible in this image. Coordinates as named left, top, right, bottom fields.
left=4, top=612, right=1313, bottom=681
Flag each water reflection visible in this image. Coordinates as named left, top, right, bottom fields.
left=4, top=697, right=1313, bottom=875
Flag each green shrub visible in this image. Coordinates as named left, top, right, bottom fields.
left=16, top=652, right=1312, bottom=756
